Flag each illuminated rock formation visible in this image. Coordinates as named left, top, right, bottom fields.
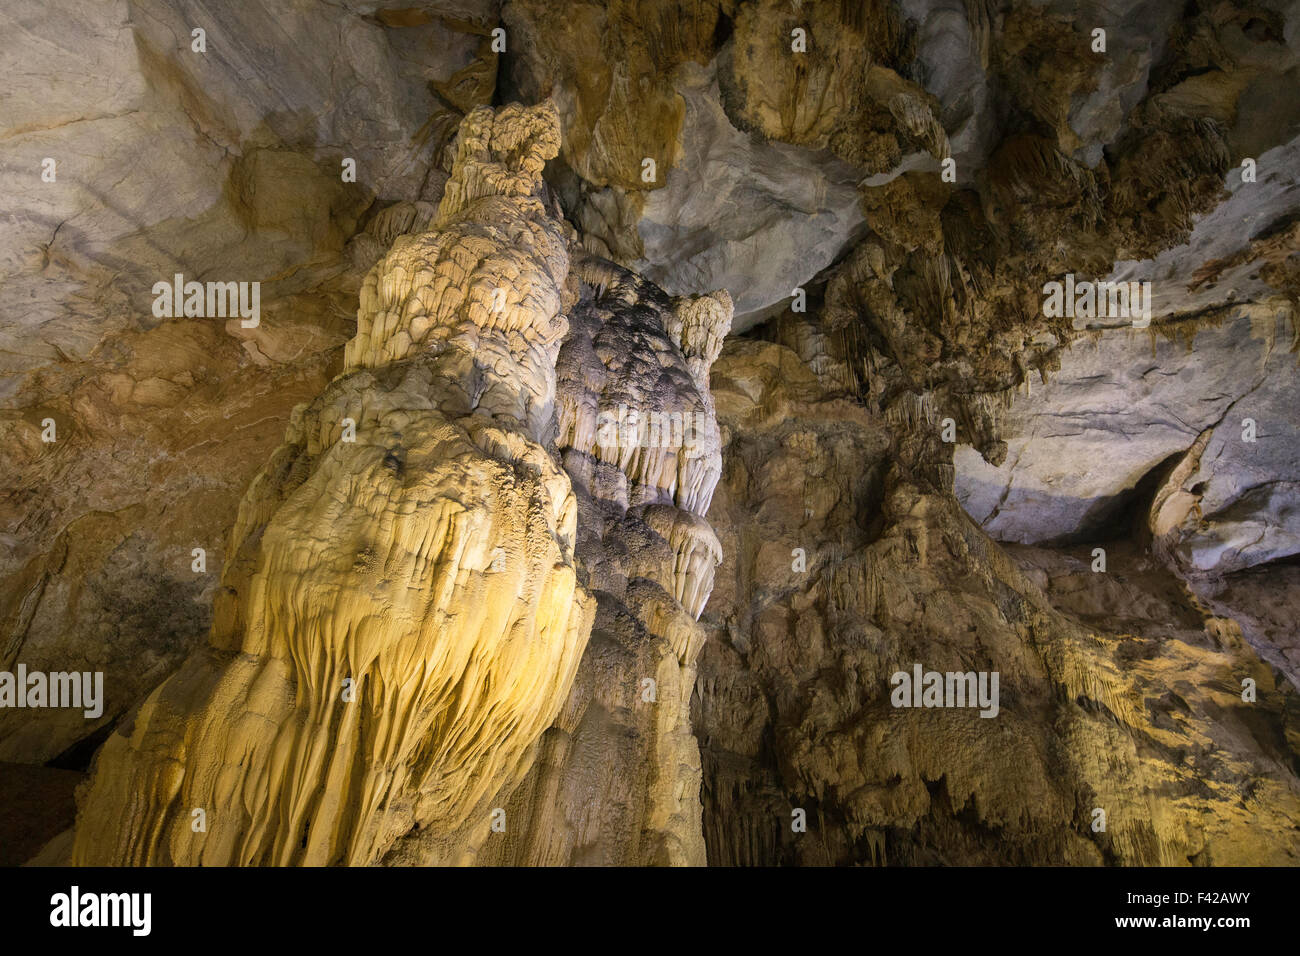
left=70, top=104, right=597, bottom=866
left=463, top=260, right=729, bottom=866
left=387, top=252, right=732, bottom=866
left=65, top=100, right=732, bottom=867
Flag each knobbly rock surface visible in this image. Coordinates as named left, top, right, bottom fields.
left=695, top=342, right=1299, bottom=865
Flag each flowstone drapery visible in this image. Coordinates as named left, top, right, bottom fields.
left=67, top=102, right=731, bottom=866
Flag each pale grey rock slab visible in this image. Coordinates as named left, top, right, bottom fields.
left=956, top=308, right=1299, bottom=574
left=631, top=63, right=866, bottom=331
left=0, top=0, right=479, bottom=384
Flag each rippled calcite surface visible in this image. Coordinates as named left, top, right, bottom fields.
left=67, top=99, right=733, bottom=867
left=71, top=104, right=599, bottom=866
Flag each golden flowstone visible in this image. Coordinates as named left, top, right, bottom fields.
left=69, top=102, right=731, bottom=866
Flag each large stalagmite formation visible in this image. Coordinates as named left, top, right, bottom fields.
left=465, top=259, right=729, bottom=865
left=69, top=104, right=575, bottom=864
left=70, top=103, right=596, bottom=865
left=64, top=102, right=731, bottom=867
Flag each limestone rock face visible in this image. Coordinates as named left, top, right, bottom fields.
left=505, top=0, right=877, bottom=328
left=630, top=63, right=868, bottom=328
left=954, top=307, right=1300, bottom=572
left=724, top=0, right=943, bottom=172
left=0, top=0, right=492, bottom=382
left=696, top=335, right=1300, bottom=866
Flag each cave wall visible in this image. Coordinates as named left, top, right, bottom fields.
left=2, top=0, right=1298, bottom=866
